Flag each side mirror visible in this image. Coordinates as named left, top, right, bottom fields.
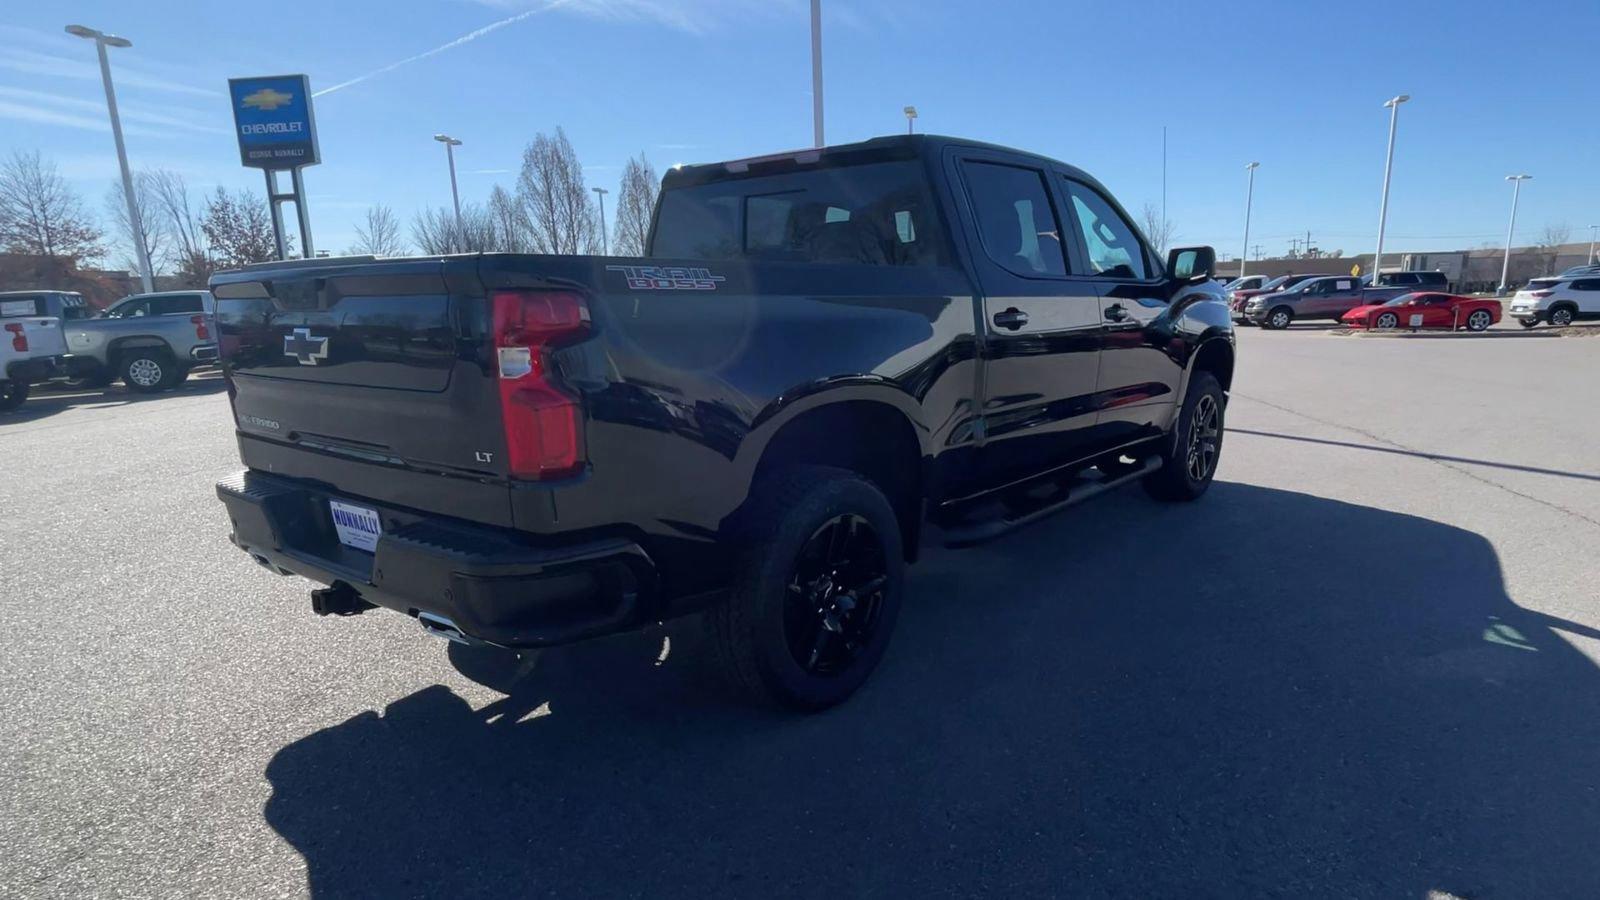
left=1167, top=246, right=1216, bottom=283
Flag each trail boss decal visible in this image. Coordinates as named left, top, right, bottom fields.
left=606, top=265, right=726, bottom=291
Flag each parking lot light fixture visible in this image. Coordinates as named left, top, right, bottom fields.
left=66, top=24, right=150, bottom=293
left=904, top=106, right=917, bottom=135
left=1240, top=162, right=1259, bottom=278
left=1588, top=224, right=1597, bottom=265
left=433, top=133, right=463, bottom=232
left=1372, top=94, right=1410, bottom=287
left=1500, top=175, right=1532, bottom=294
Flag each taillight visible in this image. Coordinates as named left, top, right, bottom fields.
left=5, top=323, right=26, bottom=353
left=1529, top=291, right=1552, bottom=298
left=191, top=315, right=210, bottom=340
left=491, top=290, right=591, bottom=480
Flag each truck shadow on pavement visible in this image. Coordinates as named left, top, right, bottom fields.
left=3, top=374, right=226, bottom=425
left=263, top=482, right=1600, bottom=898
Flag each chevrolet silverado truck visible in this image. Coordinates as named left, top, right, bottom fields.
left=64, top=290, right=218, bottom=392
left=212, top=135, right=1236, bottom=710
left=0, top=303, right=71, bottom=411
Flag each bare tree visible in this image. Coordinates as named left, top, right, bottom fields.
left=612, top=153, right=659, bottom=257
left=0, top=150, right=103, bottom=261
left=202, top=187, right=285, bottom=268
left=146, top=169, right=210, bottom=284
left=1537, top=223, right=1571, bottom=274
left=1139, top=203, right=1175, bottom=257
left=349, top=205, right=407, bottom=256
left=410, top=205, right=496, bottom=255
left=487, top=185, right=533, bottom=253
left=515, top=127, right=597, bottom=254
left=104, top=173, right=167, bottom=278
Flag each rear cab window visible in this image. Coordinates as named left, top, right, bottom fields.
left=651, top=159, right=950, bottom=266
left=1, top=296, right=43, bottom=318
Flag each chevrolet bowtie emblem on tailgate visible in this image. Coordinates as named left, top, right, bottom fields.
left=283, top=327, right=330, bottom=365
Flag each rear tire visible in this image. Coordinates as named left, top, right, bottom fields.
left=120, top=349, right=179, bottom=393
left=1262, top=307, right=1293, bottom=330
left=0, top=380, right=27, bottom=412
left=1466, top=309, right=1493, bottom=332
left=1144, top=371, right=1224, bottom=503
left=1519, top=318, right=1539, bottom=329
left=707, top=466, right=905, bottom=711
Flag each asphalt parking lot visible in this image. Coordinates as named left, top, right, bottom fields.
left=3, top=325, right=1599, bottom=898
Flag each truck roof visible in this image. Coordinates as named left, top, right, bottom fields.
left=664, top=133, right=1103, bottom=192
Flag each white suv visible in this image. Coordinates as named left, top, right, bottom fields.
left=1510, top=275, right=1600, bottom=328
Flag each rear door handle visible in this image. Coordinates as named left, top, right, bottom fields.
left=992, top=308, right=1029, bottom=331
left=1104, top=303, right=1128, bottom=323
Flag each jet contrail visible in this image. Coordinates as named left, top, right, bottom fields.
left=314, top=0, right=576, bottom=98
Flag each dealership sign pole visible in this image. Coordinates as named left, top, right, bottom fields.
left=228, top=75, right=320, bottom=260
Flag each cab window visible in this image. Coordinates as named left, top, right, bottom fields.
left=961, top=161, right=1067, bottom=277
left=1061, top=179, right=1148, bottom=280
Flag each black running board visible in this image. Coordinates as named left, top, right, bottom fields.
left=936, top=456, right=1162, bottom=549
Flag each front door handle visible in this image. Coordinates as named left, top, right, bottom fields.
left=992, top=307, right=1029, bottom=331
left=1104, top=303, right=1128, bottom=323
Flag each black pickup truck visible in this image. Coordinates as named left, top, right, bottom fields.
left=212, top=135, right=1235, bottom=710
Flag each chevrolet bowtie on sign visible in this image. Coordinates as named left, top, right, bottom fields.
left=228, top=75, right=320, bottom=169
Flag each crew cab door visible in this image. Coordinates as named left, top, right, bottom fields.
left=1057, top=176, right=1184, bottom=445
left=948, top=150, right=1104, bottom=489
left=1320, top=277, right=1362, bottom=318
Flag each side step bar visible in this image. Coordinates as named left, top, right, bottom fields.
left=937, top=456, right=1162, bottom=549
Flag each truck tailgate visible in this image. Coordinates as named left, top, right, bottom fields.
left=212, top=256, right=514, bottom=525
left=3, top=316, right=67, bottom=358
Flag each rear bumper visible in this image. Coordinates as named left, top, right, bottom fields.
left=216, top=469, right=658, bottom=649
left=189, top=343, right=219, bottom=362
left=5, top=354, right=78, bottom=384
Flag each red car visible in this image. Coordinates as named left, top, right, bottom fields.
left=1341, top=292, right=1501, bottom=331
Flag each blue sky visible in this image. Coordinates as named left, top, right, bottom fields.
left=4, top=0, right=1597, bottom=262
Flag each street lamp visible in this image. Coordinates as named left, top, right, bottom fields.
left=1240, top=162, right=1259, bottom=278
left=904, top=106, right=917, bottom=135
left=592, top=187, right=609, bottom=256
left=66, top=24, right=151, bottom=293
left=1588, top=224, right=1598, bottom=265
left=1499, top=175, right=1532, bottom=294
left=433, top=134, right=463, bottom=232
left=1372, top=93, right=1409, bottom=286
left=810, top=0, right=824, bottom=147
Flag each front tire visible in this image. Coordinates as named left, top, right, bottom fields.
left=1144, top=371, right=1225, bottom=503
left=1550, top=307, right=1575, bottom=327
left=120, top=349, right=178, bottom=393
left=707, top=466, right=905, bottom=711
left=1262, top=307, right=1293, bottom=330
left=0, top=380, right=27, bottom=412
left=1375, top=311, right=1399, bottom=329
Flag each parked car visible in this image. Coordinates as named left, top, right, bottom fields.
left=63, top=290, right=218, bottom=392
left=1509, top=275, right=1600, bottom=328
left=1341, top=292, right=1501, bottom=331
left=1229, top=274, right=1333, bottom=323
left=1222, top=274, right=1271, bottom=293
left=0, top=300, right=71, bottom=411
left=1362, top=271, right=1450, bottom=289
left=1242, top=275, right=1408, bottom=329
left=210, top=134, right=1236, bottom=711
left=1556, top=263, right=1600, bottom=279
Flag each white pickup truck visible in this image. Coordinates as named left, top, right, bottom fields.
left=0, top=297, right=72, bottom=412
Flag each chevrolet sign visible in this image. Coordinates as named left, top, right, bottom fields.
left=228, top=75, right=320, bottom=169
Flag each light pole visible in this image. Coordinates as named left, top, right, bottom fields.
left=1499, top=175, right=1532, bottom=294
left=904, top=106, right=917, bottom=135
left=66, top=24, right=151, bottom=293
left=1588, top=224, right=1597, bottom=265
left=810, top=0, right=824, bottom=147
left=433, top=134, right=463, bottom=233
left=1372, top=93, right=1409, bottom=286
left=592, top=187, right=609, bottom=256
left=1240, top=162, right=1259, bottom=278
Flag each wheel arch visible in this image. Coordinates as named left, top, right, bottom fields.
left=741, top=387, right=928, bottom=561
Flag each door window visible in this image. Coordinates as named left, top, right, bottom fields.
left=150, top=295, right=204, bottom=316
left=961, top=161, right=1066, bottom=277
left=1061, top=180, right=1148, bottom=280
